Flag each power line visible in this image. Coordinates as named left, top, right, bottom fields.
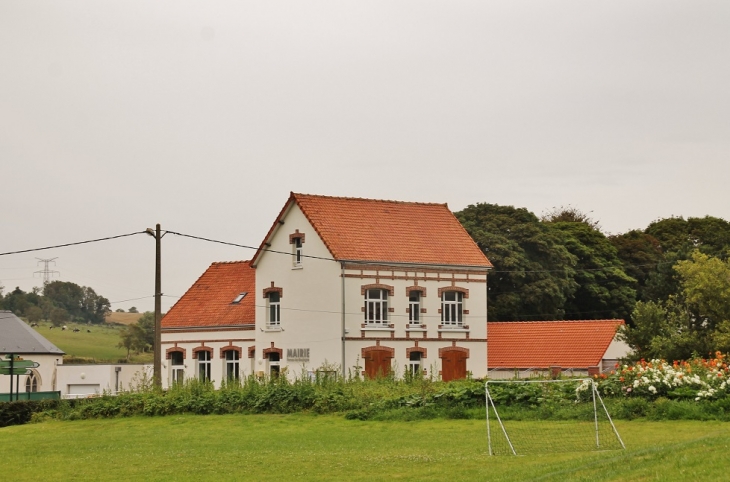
left=165, top=230, right=337, bottom=262
left=0, top=232, right=146, bottom=257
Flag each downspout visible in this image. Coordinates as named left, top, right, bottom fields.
left=341, top=262, right=346, bottom=379
left=485, top=270, right=489, bottom=375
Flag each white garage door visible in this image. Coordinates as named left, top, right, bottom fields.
left=68, top=384, right=100, bottom=396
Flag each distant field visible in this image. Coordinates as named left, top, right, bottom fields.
left=2, top=416, right=728, bottom=481
left=32, top=321, right=152, bottom=363
left=104, top=312, right=142, bottom=325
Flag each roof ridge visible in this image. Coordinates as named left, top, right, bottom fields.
left=489, top=319, right=624, bottom=324
left=211, top=260, right=251, bottom=265
left=292, top=192, right=448, bottom=207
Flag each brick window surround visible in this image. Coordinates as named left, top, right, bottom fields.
left=192, top=346, right=213, bottom=359
left=361, top=283, right=395, bottom=296
left=289, top=229, right=306, bottom=244
left=248, top=345, right=256, bottom=359
left=406, top=346, right=427, bottom=358
left=220, top=345, right=243, bottom=358
left=166, top=347, right=186, bottom=360
left=263, top=344, right=283, bottom=359
left=437, top=286, right=469, bottom=299
left=406, top=286, right=427, bottom=297
left=263, top=282, right=283, bottom=299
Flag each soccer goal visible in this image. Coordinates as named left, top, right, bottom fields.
left=485, top=379, right=625, bottom=455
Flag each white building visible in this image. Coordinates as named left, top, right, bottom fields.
left=0, top=310, right=64, bottom=398
left=161, top=193, right=492, bottom=387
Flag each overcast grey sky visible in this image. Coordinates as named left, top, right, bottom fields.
left=2, top=1, right=729, bottom=312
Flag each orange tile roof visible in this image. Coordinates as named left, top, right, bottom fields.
left=487, top=320, right=625, bottom=368
left=253, top=193, right=492, bottom=268
left=162, top=261, right=255, bottom=328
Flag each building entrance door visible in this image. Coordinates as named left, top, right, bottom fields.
left=364, top=349, right=392, bottom=379
left=440, top=349, right=467, bottom=381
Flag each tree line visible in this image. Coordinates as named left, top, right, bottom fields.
left=455, top=204, right=730, bottom=360
left=0, top=280, right=111, bottom=326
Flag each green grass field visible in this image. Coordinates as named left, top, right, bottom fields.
left=2, top=415, right=728, bottom=481
left=32, top=321, right=152, bottom=363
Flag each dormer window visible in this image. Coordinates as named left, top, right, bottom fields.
left=232, top=292, right=247, bottom=304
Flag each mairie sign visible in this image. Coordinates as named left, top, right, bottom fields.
left=286, top=348, right=310, bottom=362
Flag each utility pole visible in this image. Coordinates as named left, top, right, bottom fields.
left=34, top=257, right=59, bottom=284
left=146, top=224, right=163, bottom=389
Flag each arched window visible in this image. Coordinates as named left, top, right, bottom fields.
left=25, top=371, right=39, bottom=393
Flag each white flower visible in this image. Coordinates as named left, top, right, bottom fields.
left=648, top=386, right=657, bottom=394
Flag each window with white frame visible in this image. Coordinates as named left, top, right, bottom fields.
left=225, top=350, right=240, bottom=381
left=408, top=291, right=421, bottom=323
left=197, top=350, right=211, bottom=382
left=268, top=291, right=281, bottom=326
left=171, top=351, right=184, bottom=384
left=409, top=352, right=422, bottom=376
left=364, top=289, right=388, bottom=324
left=293, top=237, right=303, bottom=267
left=441, top=291, right=464, bottom=326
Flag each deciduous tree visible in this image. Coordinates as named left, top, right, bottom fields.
left=456, top=203, right=578, bottom=321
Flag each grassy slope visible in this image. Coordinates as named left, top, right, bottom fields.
left=2, top=416, right=728, bottom=481
left=32, top=321, right=152, bottom=363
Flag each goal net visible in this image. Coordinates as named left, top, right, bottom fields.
left=485, top=379, right=625, bottom=455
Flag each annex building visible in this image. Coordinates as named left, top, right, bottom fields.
left=161, top=193, right=492, bottom=387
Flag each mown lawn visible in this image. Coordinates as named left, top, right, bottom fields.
left=33, top=321, right=152, bottom=363
left=2, top=415, right=729, bottom=481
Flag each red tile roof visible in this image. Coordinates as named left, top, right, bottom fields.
left=162, top=261, right=255, bottom=329
left=253, top=193, right=492, bottom=268
left=487, top=320, right=625, bottom=369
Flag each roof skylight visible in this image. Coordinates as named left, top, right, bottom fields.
left=232, top=292, right=247, bottom=304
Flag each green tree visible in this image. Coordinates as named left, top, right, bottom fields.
left=646, top=216, right=730, bottom=259
left=43, top=281, right=110, bottom=324
left=117, top=325, right=137, bottom=361
left=26, top=305, right=43, bottom=323
left=546, top=221, right=637, bottom=320
left=135, top=312, right=155, bottom=351
left=50, top=307, right=70, bottom=327
left=455, top=203, right=578, bottom=321
left=3, top=287, right=30, bottom=316
left=609, top=230, right=665, bottom=302
left=620, top=251, right=730, bottom=360
left=128, top=306, right=139, bottom=313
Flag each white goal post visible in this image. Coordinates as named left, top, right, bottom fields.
left=485, top=378, right=626, bottom=456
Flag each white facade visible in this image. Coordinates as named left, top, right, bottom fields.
left=0, top=354, right=63, bottom=395
left=56, top=364, right=152, bottom=398
left=160, top=329, right=255, bottom=389
left=252, top=203, right=489, bottom=380
left=159, top=195, right=491, bottom=388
